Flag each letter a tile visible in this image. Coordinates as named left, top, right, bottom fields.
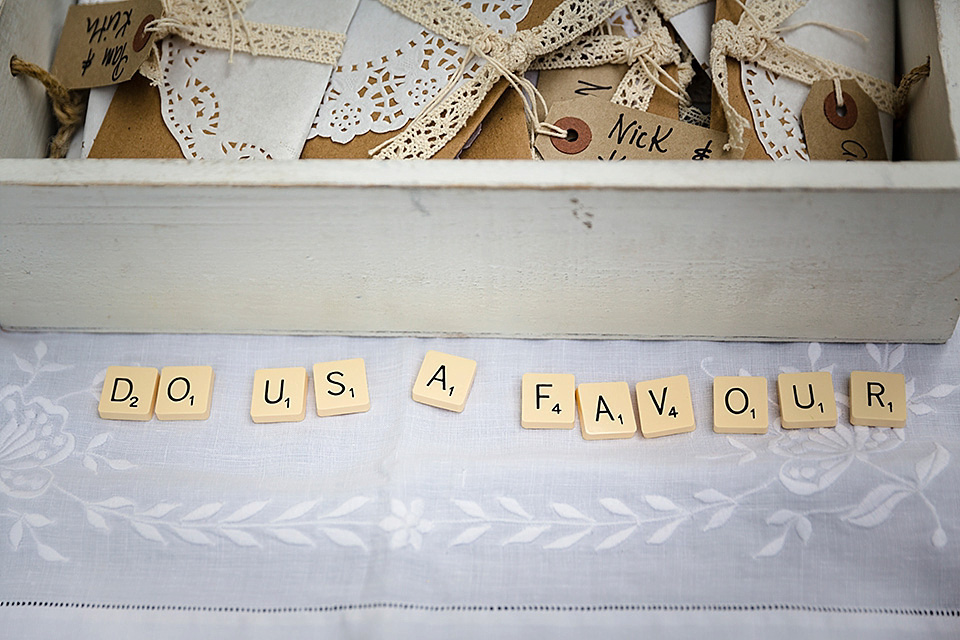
left=713, top=376, right=768, bottom=434
left=98, top=366, right=160, bottom=421
left=313, top=358, right=371, bottom=417
left=522, top=373, right=576, bottom=429
left=576, top=382, right=637, bottom=440
left=412, top=351, right=477, bottom=412
left=636, top=375, right=696, bottom=438
left=155, top=366, right=215, bottom=421
left=251, top=367, right=308, bottom=424
left=777, top=372, right=837, bottom=429
left=849, top=371, right=906, bottom=428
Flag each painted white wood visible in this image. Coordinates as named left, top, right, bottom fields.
left=0, top=0, right=72, bottom=158
left=2, top=160, right=959, bottom=342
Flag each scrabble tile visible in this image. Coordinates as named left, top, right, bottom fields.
left=636, top=375, right=696, bottom=438
left=849, top=371, right=906, bottom=428
left=412, top=350, right=477, bottom=412
left=250, top=367, right=308, bottom=424
left=155, top=366, right=215, bottom=421
left=777, top=372, right=838, bottom=429
left=313, top=358, right=371, bottom=417
left=576, top=382, right=637, bottom=440
left=521, top=373, right=576, bottom=429
left=98, top=365, right=160, bottom=421
left=713, top=376, right=768, bottom=434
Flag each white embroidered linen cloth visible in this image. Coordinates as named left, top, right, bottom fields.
left=1, top=329, right=958, bottom=637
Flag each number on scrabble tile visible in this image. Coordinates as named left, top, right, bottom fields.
left=777, top=372, right=838, bottom=429
left=250, top=367, right=308, bottom=424
left=849, top=371, right=906, bottom=428
left=313, top=358, right=371, bottom=417
left=636, top=375, right=696, bottom=438
left=575, top=381, right=637, bottom=440
left=521, top=373, right=576, bottom=429
left=412, top=350, right=477, bottom=413
left=98, top=365, right=160, bottom=421
left=155, top=366, right=215, bottom=421
left=713, top=376, right=768, bottom=434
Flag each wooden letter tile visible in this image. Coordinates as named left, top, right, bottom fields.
left=313, top=358, right=371, bottom=417
left=155, top=366, right=215, bottom=421
left=849, top=371, right=906, bottom=428
left=777, top=372, right=838, bottom=429
left=575, top=382, right=637, bottom=440
left=636, top=375, right=696, bottom=438
left=412, top=351, right=477, bottom=412
left=98, top=365, right=159, bottom=421
left=521, top=373, right=576, bottom=429
left=250, top=367, right=308, bottom=424
left=713, top=376, right=768, bottom=434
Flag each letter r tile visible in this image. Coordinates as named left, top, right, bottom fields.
left=251, top=367, right=308, bottom=424
left=849, top=371, right=906, bottom=428
left=98, top=365, right=160, bottom=421
left=412, top=351, right=477, bottom=412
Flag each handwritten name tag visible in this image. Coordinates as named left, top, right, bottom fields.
left=800, top=79, right=887, bottom=162
left=536, top=96, right=736, bottom=161
left=51, top=0, right=163, bottom=90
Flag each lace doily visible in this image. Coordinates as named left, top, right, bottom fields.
left=310, top=0, right=532, bottom=144
left=158, top=2, right=360, bottom=159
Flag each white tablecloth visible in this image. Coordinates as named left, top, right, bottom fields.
left=1, top=328, right=958, bottom=637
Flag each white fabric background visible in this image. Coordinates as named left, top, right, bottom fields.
left=1, top=328, right=958, bottom=636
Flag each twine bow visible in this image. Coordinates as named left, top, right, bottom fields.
left=531, top=0, right=685, bottom=114
left=370, top=0, right=628, bottom=159
left=709, top=0, right=922, bottom=152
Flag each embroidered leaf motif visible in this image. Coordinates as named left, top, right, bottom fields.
left=766, top=509, right=796, bottom=525
left=36, top=542, right=67, bottom=562
left=599, top=498, right=636, bottom=516
left=727, top=437, right=757, bottom=464
left=140, top=503, right=180, bottom=518
left=844, top=484, right=911, bottom=527
left=171, top=527, right=214, bottom=545
left=888, top=344, right=904, bottom=370
left=703, top=506, right=736, bottom=531
left=923, top=384, right=958, bottom=398
left=86, top=509, right=109, bottom=531
left=87, top=433, right=110, bottom=451
left=321, top=528, right=367, bottom=549
left=273, top=501, right=317, bottom=523
left=221, top=501, right=269, bottom=523
left=94, top=497, right=134, bottom=509
left=452, top=500, right=486, bottom=519
left=910, top=402, right=933, bottom=415
left=39, top=363, right=71, bottom=373
left=324, top=496, right=370, bottom=519
left=82, top=456, right=98, bottom=473
left=104, top=458, right=135, bottom=470
left=9, top=520, right=23, bottom=550
left=497, top=497, right=532, bottom=520
left=23, top=514, right=53, bottom=527
left=646, top=518, right=684, bottom=544
left=866, top=343, right=882, bottom=366
left=932, top=527, right=947, bottom=548
left=543, top=528, right=591, bottom=549
left=181, top=503, right=223, bottom=522
left=34, top=341, right=47, bottom=361
left=795, top=516, right=812, bottom=543
left=694, top=489, right=729, bottom=504
left=915, top=444, right=950, bottom=488
left=131, top=522, right=165, bottom=543
left=220, top=528, right=260, bottom=547
left=552, top=503, right=592, bottom=521
left=755, top=532, right=787, bottom=557
left=269, top=528, right=314, bottom=546
left=502, top=526, right=549, bottom=545
left=808, top=343, right=822, bottom=367
left=644, top=496, right=680, bottom=512
left=595, top=526, right=637, bottom=550
left=450, top=525, right=491, bottom=546
left=14, top=354, right=34, bottom=375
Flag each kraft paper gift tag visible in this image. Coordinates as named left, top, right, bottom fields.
left=90, top=1, right=361, bottom=159
left=710, top=0, right=894, bottom=161
left=302, top=0, right=553, bottom=160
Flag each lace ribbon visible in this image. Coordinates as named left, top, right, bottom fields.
left=531, top=0, right=684, bottom=113
left=709, top=0, right=908, bottom=152
left=142, top=0, right=345, bottom=81
left=654, top=0, right=711, bottom=20
left=370, top=0, right=628, bottom=159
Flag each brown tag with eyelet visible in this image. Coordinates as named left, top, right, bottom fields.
left=801, top=79, right=887, bottom=161
left=536, top=96, right=737, bottom=161
left=51, top=0, right=164, bottom=90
